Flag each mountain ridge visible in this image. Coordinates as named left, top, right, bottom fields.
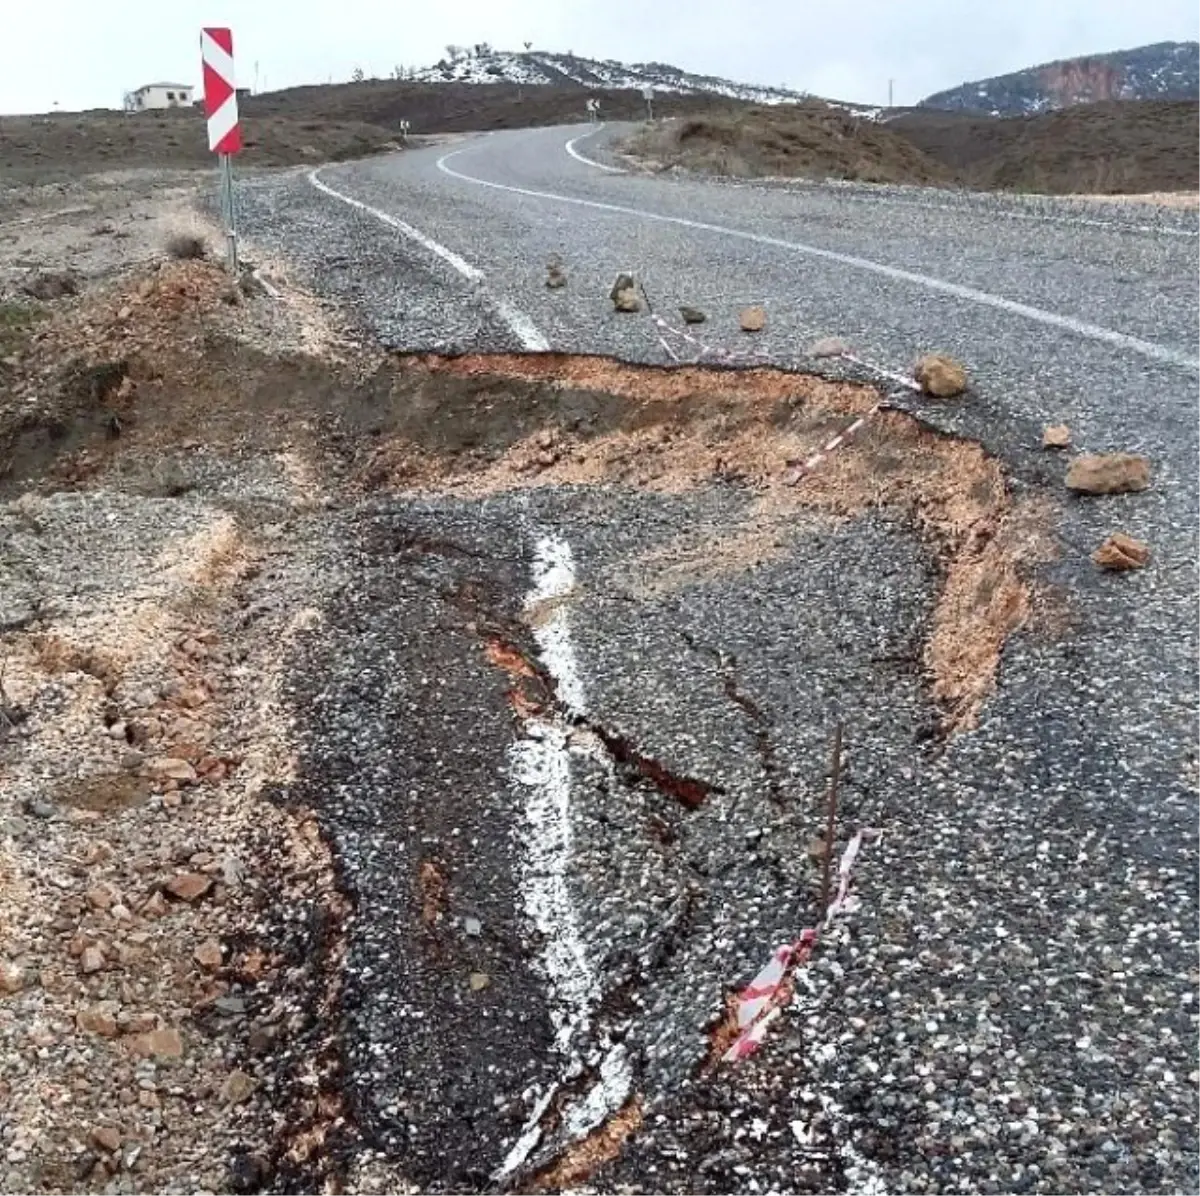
left=917, top=40, right=1199, bottom=114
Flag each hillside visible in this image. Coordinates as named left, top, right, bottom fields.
left=884, top=100, right=1199, bottom=193
left=402, top=45, right=815, bottom=106
left=918, top=40, right=1199, bottom=114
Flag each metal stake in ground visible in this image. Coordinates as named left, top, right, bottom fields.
left=201, top=26, right=243, bottom=274
left=819, top=723, right=843, bottom=918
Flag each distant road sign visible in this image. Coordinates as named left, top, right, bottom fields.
left=201, top=27, right=242, bottom=154
left=641, top=85, right=654, bottom=100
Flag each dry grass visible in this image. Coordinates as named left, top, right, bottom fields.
left=164, top=231, right=209, bottom=261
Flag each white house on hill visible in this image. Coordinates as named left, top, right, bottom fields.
left=124, top=82, right=194, bottom=111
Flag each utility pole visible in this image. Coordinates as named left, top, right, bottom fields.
left=888, top=78, right=894, bottom=108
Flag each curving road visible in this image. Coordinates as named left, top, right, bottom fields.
left=244, top=126, right=1199, bottom=1194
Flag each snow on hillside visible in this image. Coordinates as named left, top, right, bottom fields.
left=410, top=46, right=801, bottom=105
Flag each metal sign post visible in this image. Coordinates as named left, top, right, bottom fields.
left=642, top=84, right=654, bottom=121
left=219, top=153, right=237, bottom=273
left=201, top=27, right=243, bottom=274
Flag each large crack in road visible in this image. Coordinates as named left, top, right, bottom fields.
left=261, top=348, right=1183, bottom=1194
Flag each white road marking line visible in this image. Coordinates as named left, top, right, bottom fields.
left=564, top=124, right=627, bottom=174
left=436, top=147, right=1199, bottom=373
left=496, top=533, right=632, bottom=1182
left=715, top=176, right=1200, bottom=239
left=306, top=167, right=550, bottom=352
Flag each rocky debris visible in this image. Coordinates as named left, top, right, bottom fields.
left=808, top=336, right=850, bottom=358
left=1042, top=423, right=1071, bottom=448
left=221, top=1069, right=258, bottom=1105
left=131, top=1026, right=184, bottom=1059
left=1066, top=452, right=1151, bottom=494
left=194, top=937, right=224, bottom=970
left=164, top=872, right=213, bottom=902
left=0, top=961, right=28, bottom=994
left=88, top=1125, right=123, bottom=1154
left=77, top=1003, right=120, bottom=1037
left=1093, top=532, right=1151, bottom=571
left=739, top=305, right=766, bottom=332
left=145, top=756, right=198, bottom=783
left=80, top=946, right=106, bottom=974
left=679, top=306, right=707, bottom=325
left=545, top=256, right=567, bottom=289
left=468, top=971, right=491, bottom=992
left=913, top=353, right=968, bottom=397
left=21, top=269, right=80, bottom=300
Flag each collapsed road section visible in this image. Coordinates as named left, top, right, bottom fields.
left=0, top=259, right=1195, bottom=1194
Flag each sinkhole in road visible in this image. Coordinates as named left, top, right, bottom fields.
left=330, top=349, right=1062, bottom=1187
left=368, top=351, right=1056, bottom=736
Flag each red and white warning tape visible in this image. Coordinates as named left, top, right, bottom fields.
left=649, top=313, right=774, bottom=367
left=724, top=828, right=879, bottom=1064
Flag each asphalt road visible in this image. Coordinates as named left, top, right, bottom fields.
left=248, top=126, right=1199, bottom=1193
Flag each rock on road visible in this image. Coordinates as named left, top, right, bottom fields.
left=245, top=125, right=1199, bottom=1193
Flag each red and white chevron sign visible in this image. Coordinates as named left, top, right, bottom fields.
left=201, top=27, right=242, bottom=155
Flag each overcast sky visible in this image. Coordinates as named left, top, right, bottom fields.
left=2, top=0, right=1197, bottom=114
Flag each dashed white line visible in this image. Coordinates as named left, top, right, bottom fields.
left=436, top=147, right=1199, bottom=373
left=565, top=124, right=627, bottom=174
left=306, top=167, right=549, bottom=352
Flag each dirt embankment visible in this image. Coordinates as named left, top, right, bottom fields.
left=621, top=98, right=1200, bottom=195
left=621, top=103, right=955, bottom=186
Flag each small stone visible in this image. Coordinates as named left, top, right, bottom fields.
left=162, top=791, right=183, bottom=809
left=141, top=890, right=169, bottom=918
left=0, top=962, right=28, bottom=995
left=24, top=796, right=56, bottom=820
left=117, top=306, right=133, bottom=320
left=77, top=1004, right=119, bottom=1037
left=545, top=265, right=567, bottom=289
left=913, top=353, right=968, bottom=397
left=739, top=306, right=766, bottom=332
left=145, top=757, right=197, bottom=783
left=469, top=971, right=491, bottom=992
left=1042, top=424, right=1071, bottom=449
left=80, top=947, right=105, bottom=975
left=86, top=885, right=115, bottom=911
left=609, top=272, right=635, bottom=300
left=1093, top=532, right=1151, bottom=571
left=133, top=1027, right=183, bottom=1059
left=463, top=917, right=483, bottom=937
left=194, top=938, right=224, bottom=971
left=807, top=836, right=829, bottom=860
left=221, top=1069, right=259, bottom=1105
left=229, top=1150, right=269, bottom=1194
left=612, top=287, right=641, bottom=313
left=164, top=873, right=212, bottom=902
left=1066, top=453, right=1150, bottom=495
left=809, top=336, right=850, bottom=358
left=679, top=306, right=706, bottom=325
left=89, top=1126, right=122, bottom=1154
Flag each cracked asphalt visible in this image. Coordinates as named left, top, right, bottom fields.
left=252, top=125, right=1198, bottom=1192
